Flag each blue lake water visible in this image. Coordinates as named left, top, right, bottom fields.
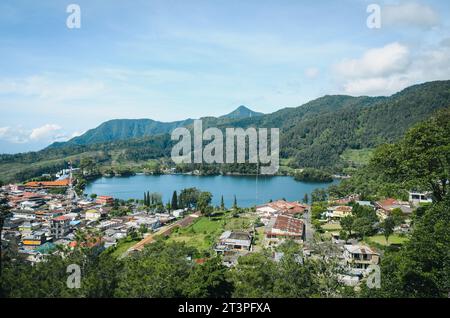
left=84, top=174, right=338, bottom=208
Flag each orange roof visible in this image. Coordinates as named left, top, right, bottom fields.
left=25, top=179, right=70, bottom=188
left=376, top=198, right=398, bottom=208
left=266, top=215, right=304, bottom=236
left=264, top=200, right=308, bottom=214
left=194, top=258, right=207, bottom=264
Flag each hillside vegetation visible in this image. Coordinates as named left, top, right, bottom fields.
left=1, top=80, right=450, bottom=183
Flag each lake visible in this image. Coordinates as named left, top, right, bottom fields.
left=84, top=174, right=338, bottom=208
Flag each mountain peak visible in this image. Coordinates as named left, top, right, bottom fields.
left=221, top=105, right=264, bottom=119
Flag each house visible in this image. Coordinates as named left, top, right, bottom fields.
left=408, top=191, right=432, bottom=206
left=272, top=251, right=303, bottom=264
left=126, top=215, right=160, bottom=231
left=22, top=231, right=47, bottom=249
left=172, top=208, right=186, bottom=218
left=324, top=205, right=353, bottom=220
left=356, top=201, right=374, bottom=208
left=96, top=195, right=114, bottom=206
left=24, top=179, right=70, bottom=189
left=256, top=200, right=308, bottom=224
left=329, top=194, right=360, bottom=205
left=265, top=215, right=305, bottom=243
left=19, top=221, right=42, bottom=236
left=84, top=208, right=107, bottom=221
left=214, top=230, right=252, bottom=254
left=50, top=215, right=72, bottom=239
left=343, top=244, right=380, bottom=274
left=375, top=198, right=413, bottom=218
left=257, top=200, right=308, bottom=215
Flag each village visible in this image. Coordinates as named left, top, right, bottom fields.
left=0, top=167, right=433, bottom=290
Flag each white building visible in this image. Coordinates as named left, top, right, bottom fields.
left=409, top=191, right=432, bottom=206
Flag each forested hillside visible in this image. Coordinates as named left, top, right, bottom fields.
left=1, top=80, right=450, bottom=182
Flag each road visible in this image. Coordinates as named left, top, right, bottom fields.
left=303, top=208, right=314, bottom=246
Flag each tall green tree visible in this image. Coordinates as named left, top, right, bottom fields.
left=182, top=258, right=233, bottom=298
left=302, top=193, right=309, bottom=204
left=371, top=108, right=450, bottom=202
left=381, top=216, right=395, bottom=244
left=171, top=191, right=178, bottom=210
left=233, top=195, right=238, bottom=210
left=220, top=195, right=225, bottom=210
left=198, top=192, right=213, bottom=214
left=0, top=195, right=11, bottom=276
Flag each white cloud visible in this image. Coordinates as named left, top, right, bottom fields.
left=29, top=124, right=62, bottom=141
left=333, top=40, right=450, bottom=96
left=0, top=75, right=105, bottom=102
left=334, top=42, right=410, bottom=79
left=70, top=130, right=85, bottom=138
left=305, top=67, right=319, bottom=79
left=0, top=126, right=9, bottom=138
left=0, top=126, right=29, bottom=144
left=383, top=3, right=440, bottom=29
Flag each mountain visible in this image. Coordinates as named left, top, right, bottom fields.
left=2, top=80, right=450, bottom=182
left=49, top=118, right=194, bottom=148
left=49, top=106, right=262, bottom=148
left=220, top=105, right=263, bottom=119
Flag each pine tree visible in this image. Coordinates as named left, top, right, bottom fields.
left=233, top=195, right=237, bottom=210
left=303, top=193, right=309, bottom=204
left=220, top=195, right=225, bottom=210
left=171, top=191, right=178, bottom=210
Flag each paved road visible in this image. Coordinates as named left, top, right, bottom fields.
left=303, top=209, right=314, bottom=246
left=120, top=212, right=201, bottom=258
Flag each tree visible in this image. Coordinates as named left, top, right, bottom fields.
left=303, top=193, right=309, bottom=204
left=182, top=258, right=233, bottom=298
left=371, top=108, right=450, bottom=202
left=367, top=196, right=450, bottom=298
left=353, top=217, right=374, bottom=239
left=115, top=241, right=195, bottom=297
left=0, top=195, right=11, bottom=276
left=220, top=195, right=225, bottom=210
left=311, top=188, right=327, bottom=202
left=232, top=195, right=238, bottom=210
left=90, top=193, right=97, bottom=199
left=179, top=188, right=201, bottom=209
left=171, top=191, right=178, bottom=210
left=381, top=216, right=395, bottom=244
left=231, top=252, right=277, bottom=297
left=391, top=208, right=405, bottom=226
left=340, top=215, right=355, bottom=237
left=198, top=192, right=213, bottom=214
left=144, top=192, right=148, bottom=207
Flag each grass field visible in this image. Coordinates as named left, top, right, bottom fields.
left=366, top=234, right=409, bottom=246
left=340, top=148, right=374, bottom=166
left=109, top=238, right=142, bottom=258
left=166, top=211, right=258, bottom=252
left=322, top=223, right=342, bottom=231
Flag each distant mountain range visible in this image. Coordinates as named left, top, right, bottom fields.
left=49, top=105, right=263, bottom=148
left=2, top=80, right=450, bottom=182
left=220, top=105, right=263, bottom=119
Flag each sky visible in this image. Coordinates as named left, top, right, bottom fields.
left=0, top=0, right=450, bottom=153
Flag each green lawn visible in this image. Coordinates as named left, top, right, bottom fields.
left=322, top=223, right=342, bottom=231
left=340, top=148, right=374, bottom=166
left=166, top=211, right=258, bottom=252
left=109, top=238, right=141, bottom=258
left=366, top=234, right=409, bottom=246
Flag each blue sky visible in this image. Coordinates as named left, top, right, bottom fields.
left=1, top=0, right=450, bottom=153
